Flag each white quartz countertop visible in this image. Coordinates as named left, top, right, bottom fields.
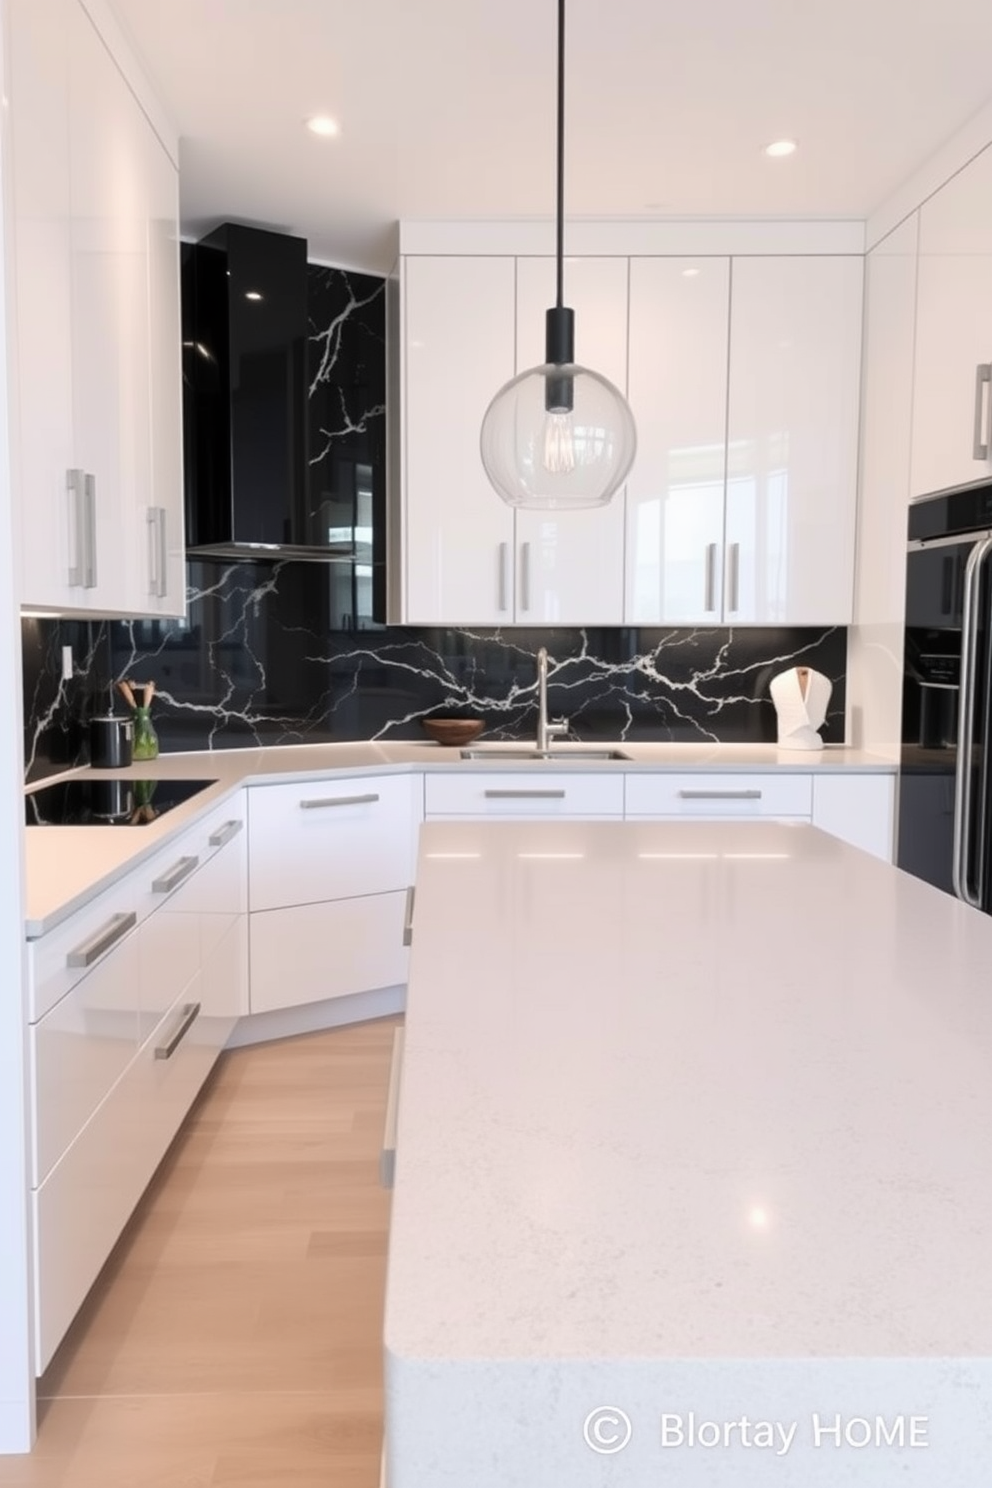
left=23, top=741, right=894, bottom=938
left=384, top=819, right=992, bottom=1487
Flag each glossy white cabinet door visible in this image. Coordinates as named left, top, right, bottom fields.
left=726, top=256, right=862, bottom=624
left=248, top=774, right=420, bottom=911
left=812, top=774, right=894, bottom=862
left=68, top=0, right=137, bottom=612
left=33, top=1047, right=146, bottom=1373
left=8, top=0, right=76, bottom=610
left=626, top=257, right=730, bottom=623
left=514, top=258, right=628, bottom=624
left=31, top=923, right=142, bottom=1186
left=249, top=891, right=409, bottom=1013
left=404, top=257, right=515, bottom=623
left=424, top=771, right=625, bottom=818
left=911, top=142, right=992, bottom=499
left=140, top=122, right=186, bottom=617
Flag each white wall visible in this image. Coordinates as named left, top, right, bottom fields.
left=0, top=0, right=36, bottom=1451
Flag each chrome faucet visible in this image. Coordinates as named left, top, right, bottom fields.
left=535, top=646, right=569, bottom=752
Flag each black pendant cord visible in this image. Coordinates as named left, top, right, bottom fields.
left=545, top=0, right=575, bottom=379
left=555, top=0, right=565, bottom=312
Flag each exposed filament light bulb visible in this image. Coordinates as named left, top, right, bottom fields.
left=543, top=409, right=576, bottom=475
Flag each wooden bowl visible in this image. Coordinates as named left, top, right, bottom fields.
left=421, top=717, right=485, bottom=748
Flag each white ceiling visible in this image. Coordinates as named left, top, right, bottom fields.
left=109, top=0, right=992, bottom=275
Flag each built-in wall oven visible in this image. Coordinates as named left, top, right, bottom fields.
left=898, top=484, right=992, bottom=907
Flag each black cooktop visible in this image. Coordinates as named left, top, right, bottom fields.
left=25, top=778, right=218, bottom=827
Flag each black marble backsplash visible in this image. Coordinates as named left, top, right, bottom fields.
left=22, top=558, right=846, bottom=780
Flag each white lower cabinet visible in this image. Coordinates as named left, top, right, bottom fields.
left=624, top=772, right=812, bottom=820
left=424, top=771, right=625, bottom=819
left=623, top=769, right=894, bottom=862
left=28, top=791, right=247, bottom=1372
left=811, top=774, right=895, bottom=863
left=246, top=775, right=422, bottom=1014
left=250, top=892, right=409, bottom=1014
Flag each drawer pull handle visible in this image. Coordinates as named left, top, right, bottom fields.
left=155, top=1002, right=201, bottom=1060
left=209, top=819, right=243, bottom=848
left=299, top=792, right=380, bottom=810
left=678, top=789, right=763, bottom=801
left=152, top=855, right=200, bottom=893
left=380, top=1026, right=405, bottom=1189
left=66, top=910, right=137, bottom=968
left=704, top=541, right=718, bottom=612
left=483, top=789, right=567, bottom=800
left=402, top=886, right=415, bottom=947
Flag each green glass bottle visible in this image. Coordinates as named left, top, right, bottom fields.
left=132, top=706, right=159, bottom=761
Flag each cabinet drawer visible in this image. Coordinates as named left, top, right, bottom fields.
left=248, top=775, right=419, bottom=911
left=140, top=973, right=222, bottom=1178
left=424, top=771, right=625, bottom=818
left=624, top=772, right=812, bottom=818
left=28, top=872, right=153, bottom=1024
left=33, top=1051, right=146, bottom=1373
left=249, top=890, right=409, bottom=1014
left=31, top=924, right=141, bottom=1186
left=26, top=794, right=244, bottom=1023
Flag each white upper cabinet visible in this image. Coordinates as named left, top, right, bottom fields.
left=139, top=120, right=186, bottom=616
left=514, top=257, right=628, bottom=624
left=8, top=0, right=75, bottom=612
left=9, top=0, right=185, bottom=618
left=626, top=257, right=730, bottom=623
left=725, top=256, right=863, bottom=625
left=403, top=256, right=515, bottom=624
left=394, top=241, right=862, bottom=627
left=911, top=143, right=992, bottom=500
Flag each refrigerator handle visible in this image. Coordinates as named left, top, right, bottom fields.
left=952, top=537, right=992, bottom=906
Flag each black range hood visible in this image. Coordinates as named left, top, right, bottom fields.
left=182, top=223, right=354, bottom=561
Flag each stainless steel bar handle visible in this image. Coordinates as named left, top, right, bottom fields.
left=402, top=886, right=415, bottom=946
left=952, top=537, right=992, bottom=906
left=83, top=472, right=97, bottom=589
left=678, top=788, right=762, bottom=800
left=152, top=855, right=200, bottom=894
left=66, top=469, right=86, bottom=587
left=520, top=541, right=531, bottom=612
left=158, top=507, right=168, bottom=596
left=484, top=788, right=567, bottom=799
left=973, top=364, right=992, bottom=461
left=148, top=506, right=167, bottom=597
left=704, top=543, right=718, bottom=612
left=727, top=542, right=740, bottom=613
left=66, top=910, right=137, bottom=968
left=154, top=1002, right=201, bottom=1061
left=497, top=542, right=509, bottom=612
left=208, top=819, right=243, bottom=848
left=299, top=792, right=380, bottom=810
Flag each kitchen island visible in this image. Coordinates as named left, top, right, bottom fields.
left=384, top=818, right=992, bottom=1487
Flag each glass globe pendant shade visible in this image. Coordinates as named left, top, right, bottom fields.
left=480, top=361, right=637, bottom=510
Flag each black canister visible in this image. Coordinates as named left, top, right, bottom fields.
left=89, top=715, right=133, bottom=770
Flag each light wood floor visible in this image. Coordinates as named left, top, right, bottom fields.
left=0, top=1017, right=401, bottom=1487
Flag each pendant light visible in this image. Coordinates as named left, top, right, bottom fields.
left=480, top=0, right=637, bottom=510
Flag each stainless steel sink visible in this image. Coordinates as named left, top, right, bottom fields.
left=459, top=747, right=630, bottom=761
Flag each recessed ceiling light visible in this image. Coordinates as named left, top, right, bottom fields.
left=245, top=291, right=263, bottom=302
left=764, top=139, right=797, bottom=158
left=306, top=115, right=340, bottom=138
